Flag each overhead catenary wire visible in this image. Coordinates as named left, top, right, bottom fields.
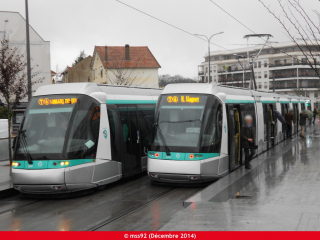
left=115, top=0, right=237, bottom=54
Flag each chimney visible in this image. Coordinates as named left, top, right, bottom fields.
left=125, top=44, right=130, bottom=61
left=105, top=46, right=108, bottom=62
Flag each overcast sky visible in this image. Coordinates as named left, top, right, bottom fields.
left=1, top=0, right=318, bottom=78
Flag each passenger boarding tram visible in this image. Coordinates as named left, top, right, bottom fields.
left=148, top=83, right=311, bottom=183
left=12, top=83, right=162, bottom=194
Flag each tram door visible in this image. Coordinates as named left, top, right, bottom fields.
left=227, top=104, right=236, bottom=171
left=119, top=105, right=141, bottom=176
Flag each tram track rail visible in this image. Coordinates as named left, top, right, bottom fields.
left=0, top=200, right=42, bottom=216
left=87, top=187, right=177, bottom=231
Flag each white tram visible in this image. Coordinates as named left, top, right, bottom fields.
left=12, top=83, right=162, bottom=194
left=148, top=83, right=311, bottom=183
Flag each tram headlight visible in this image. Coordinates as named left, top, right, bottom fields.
left=65, top=161, right=69, bottom=166
left=12, top=162, right=20, bottom=167
left=60, top=162, right=65, bottom=166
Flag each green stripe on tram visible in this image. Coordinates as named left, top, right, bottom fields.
left=106, top=99, right=157, bottom=104
left=12, top=159, right=95, bottom=170
left=148, top=152, right=220, bottom=161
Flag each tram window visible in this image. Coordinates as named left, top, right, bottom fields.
left=301, top=103, right=305, bottom=110
left=119, top=106, right=130, bottom=154
left=243, top=104, right=256, bottom=126
left=107, top=105, right=122, bottom=160
left=66, top=96, right=100, bottom=159
left=200, top=100, right=222, bottom=153
left=137, top=104, right=155, bottom=155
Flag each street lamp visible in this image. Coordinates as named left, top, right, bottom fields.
left=194, top=32, right=224, bottom=84
left=25, top=0, right=32, bottom=101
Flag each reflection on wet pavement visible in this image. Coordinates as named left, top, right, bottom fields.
left=161, top=125, right=320, bottom=231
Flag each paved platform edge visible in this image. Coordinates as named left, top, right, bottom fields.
left=184, top=125, right=316, bottom=205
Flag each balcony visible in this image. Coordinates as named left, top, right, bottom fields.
left=198, top=71, right=204, bottom=75
left=269, top=61, right=320, bottom=68
left=269, top=73, right=297, bottom=79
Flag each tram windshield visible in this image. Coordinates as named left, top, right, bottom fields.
left=151, top=94, right=222, bottom=153
left=14, top=95, right=100, bottom=160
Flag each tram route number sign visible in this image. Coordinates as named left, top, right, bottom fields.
left=38, top=98, right=78, bottom=106
left=167, top=95, right=200, bottom=104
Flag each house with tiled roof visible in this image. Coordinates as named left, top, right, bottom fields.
left=90, top=45, right=161, bottom=88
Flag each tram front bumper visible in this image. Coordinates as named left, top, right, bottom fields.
left=12, top=168, right=69, bottom=194
left=148, top=158, right=220, bottom=183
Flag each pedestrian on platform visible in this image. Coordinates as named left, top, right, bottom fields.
left=285, top=108, right=295, bottom=139
left=241, top=115, right=257, bottom=169
left=313, top=107, right=318, bottom=124
left=300, top=110, right=308, bottom=138
left=305, top=109, right=313, bottom=126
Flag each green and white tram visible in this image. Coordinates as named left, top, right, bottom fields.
left=148, top=83, right=310, bottom=183
left=12, top=83, right=162, bottom=194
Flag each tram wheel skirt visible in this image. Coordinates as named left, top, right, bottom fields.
left=13, top=183, right=98, bottom=194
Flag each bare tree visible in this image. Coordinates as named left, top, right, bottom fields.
left=0, top=30, right=43, bottom=165
left=105, top=51, right=149, bottom=87
left=72, top=50, right=87, bottom=66
left=258, top=0, right=320, bottom=78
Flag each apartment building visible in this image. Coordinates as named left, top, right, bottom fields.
left=0, top=11, right=51, bottom=132
left=198, top=41, right=320, bottom=108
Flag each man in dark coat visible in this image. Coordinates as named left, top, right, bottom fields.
left=313, top=107, right=318, bottom=124
left=300, top=110, right=308, bottom=138
left=241, top=115, right=256, bottom=169
left=285, top=108, right=295, bottom=139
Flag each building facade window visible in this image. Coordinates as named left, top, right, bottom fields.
left=258, top=82, right=262, bottom=89
left=206, top=67, right=208, bottom=73
left=100, top=66, right=103, bottom=77
left=214, top=76, right=217, bottom=82
left=258, top=61, right=261, bottom=68
left=314, top=92, right=318, bottom=98
left=254, top=62, right=257, bottom=68
left=264, top=71, right=267, bottom=78
left=258, top=72, right=261, bottom=78
left=264, top=82, right=268, bottom=89
left=215, top=57, right=219, bottom=60
left=264, top=60, right=267, bottom=67
left=213, top=66, right=216, bottom=72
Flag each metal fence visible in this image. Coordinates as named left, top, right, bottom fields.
left=0, top=138, right=13, bottom=161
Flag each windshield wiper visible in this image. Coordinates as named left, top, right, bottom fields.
left=19, top=130, right=33, bottom=164
left=154, top=123, right=171, bottom=157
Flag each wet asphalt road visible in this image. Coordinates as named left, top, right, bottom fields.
left=0, top=173, right=202, bottom=231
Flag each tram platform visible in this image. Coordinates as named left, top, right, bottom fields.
left=160, top=124, right=320, bottom=231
